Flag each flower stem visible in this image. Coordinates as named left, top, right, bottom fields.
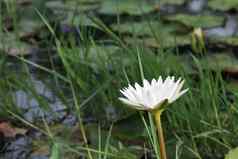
left=154, top=110, right=167, bottom=159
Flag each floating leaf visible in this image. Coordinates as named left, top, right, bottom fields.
left=200, top=53, right=238, bottom=72
left=46, top=0, right=99, bottom=12
left=123, top=35, right=190, bottom=48
left=111, top=20, right=186, bottom=37
left=208, top=0, right=238, bottom=11
left=208, top=36, right=238, bottom=46
left=113, top=20, right=191, bottom=48
left=164, top=13, right=224, bottom=28
left=75, top=0, right=100, bottom=3
left=77, top=45, right=120, bottom=62
left=99, top=0, right=159, bottom=15
left=159, top=0, right=185, bottom=5
left=61, top=12, right=100, bottom=29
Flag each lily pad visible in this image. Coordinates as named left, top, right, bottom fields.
left=200, top=53, right=238, bottom=71
left=159, top=0, right=185, bottom=5
left=74, top=0, right=100, bottom=3
left=123, top=35, right=190, bottom=48
left=164, top=13, right=224, bottom=28
left=208, top=0, right=238, bottom=11
left=111, top=21, right=186, bottom=37
left=61, top=12, right=100, bottom=29
left=46, top=0, right=99, bottom=12
left=82, top=45, right=120, bottom=61
left=111, top=21, right=190, bottom=48
left=99, top=0, right=159, bottom=15
left=208, top=36, right=238, bottom=46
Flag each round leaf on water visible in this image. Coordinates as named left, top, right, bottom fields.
left=208, top=0, right=238, bottom=11
left=61, top=12, right=100, bottom=29
left=159, top=0, right=185, bottom=5
left=200, top=53, right=238, bottom=71
left=46, top=0, right=99, bottom=12
left=111, top=21, right=161, bottom=36
left=165, top=13, right=224, bottom=28
left=208, top=36, right=238, bottom=46
left=99, top=0, right=159, bottom=15
left=111, top=21, right=186, bottom=37
left=73, top=0, right=100, bottom=3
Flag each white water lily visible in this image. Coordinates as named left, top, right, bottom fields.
left=119, top=76, right=188, bottom=110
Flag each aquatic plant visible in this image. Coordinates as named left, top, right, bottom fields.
left=119, top=76, right=188, bottom=159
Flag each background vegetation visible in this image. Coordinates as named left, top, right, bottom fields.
left=1, top=0, right=238, bottom=158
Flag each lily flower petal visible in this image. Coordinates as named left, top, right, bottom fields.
left=119, top=76, right=188, bottom=110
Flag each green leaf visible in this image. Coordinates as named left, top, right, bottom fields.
left=200, top=53, right=238, bottom=71
left=165, top=13, right=224, bottom=28
left=99, top=0, right=159, bottom=15
left=208, top=36, right=238, bottom=46
left=111, top=20, right=191, bottom=48
left=225, top=147, right=238, bottom=159
left=46, top=0, right=99, bottom=12
left=61, top=12, right=100, bottom=29
left=208, top=0, right=238, bottom=11
left=111, top=21, right=167, bottom=36
left=50, top=142, right=61, bottom=159
left=111, top=20, right=188, bottom=36
left=123, top=35, right=190, bottom=48
left=159, top=0, right=185, bottom=5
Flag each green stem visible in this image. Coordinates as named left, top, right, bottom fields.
left=154, top=110, right=167, bottom=159
left=78, top=115, right=93, bottom=159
